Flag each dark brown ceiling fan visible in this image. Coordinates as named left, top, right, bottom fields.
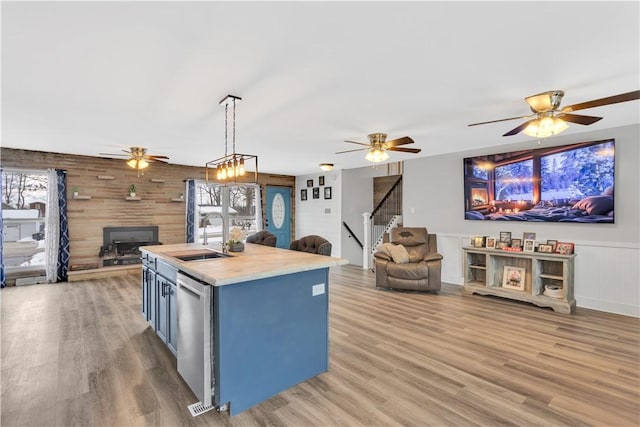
left=468, top=90, right=640, bottom=137
left=99, top=146, right=169, bottom=176
left=336, top=133, right=421, bottom=163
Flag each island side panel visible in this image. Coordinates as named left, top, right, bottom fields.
left=214, top=268, right=329, bottom=415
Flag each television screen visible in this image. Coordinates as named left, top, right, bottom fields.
left=463, top=139, right=615, bottom=223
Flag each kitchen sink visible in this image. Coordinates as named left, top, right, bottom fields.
left=166, top=249, right=232, bottom=262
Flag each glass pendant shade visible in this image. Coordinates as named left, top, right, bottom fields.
left=365, top=148, right=389, bottom=163
left=523, top=116, right=569, bottom=138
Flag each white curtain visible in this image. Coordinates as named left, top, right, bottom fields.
left=45, top=168, right=60, bottom=283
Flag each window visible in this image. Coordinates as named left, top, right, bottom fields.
left=1, top=169, right=48, bottom=278
left=194, top=182, right=261, bottom=243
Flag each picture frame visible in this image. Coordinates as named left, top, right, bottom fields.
left=538, top=244, right=554, bottom=253
left=523, top=232, right=536, bottom=241
left=307, top=179, right=313, bottom=188
left=499, top=231, right=511, bottom=244
left=555, top=242, right=575, bottom=255
left=319, top=176, right=325, bottom=186
left=502, top=266, right=526, bottom=291
left=547, top=240, right=558, bottom=251
left=486, top=237, right=496, bottom=249
left=324, top=186, right=332, bottom=199
left=523, top=239, right=535, bottom=252
left=495, top=241, right=507, bottom=250
left=312, top=187, right=320, bottom=199
left=301, top=189, right=307, bottom=201
left=510, top=238, right=522, bottom=249
left=472, top=236, right=485, bottom=248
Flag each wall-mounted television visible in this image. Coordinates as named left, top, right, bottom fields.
left=464, top=139, right=615, bottom=223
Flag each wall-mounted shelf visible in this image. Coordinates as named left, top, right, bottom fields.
left=97, top=175, right=115, bottom=180
left=73, top=195, right=92, bottom=200
left=150, top=178, right=166, bottom=183
left=125, top=196, right=141, bottom=201
left=171, top=198, right=185, bottom=202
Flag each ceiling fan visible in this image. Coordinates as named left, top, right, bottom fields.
left=336, top=133, right=421, bottom=163
left=468, top=90, right=640, bottom=138
left=99, top=146, right=169, bottom=177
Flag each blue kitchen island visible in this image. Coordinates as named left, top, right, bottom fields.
left=140, top=242, right=348, bottom=416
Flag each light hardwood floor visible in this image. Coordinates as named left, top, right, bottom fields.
left=2, top=265, right=639, bottom=426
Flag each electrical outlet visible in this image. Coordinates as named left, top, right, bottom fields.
left=312, top=283, right=325, bottom=296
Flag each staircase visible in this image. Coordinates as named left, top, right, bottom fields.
left=363, top=176, right=403, bottom=269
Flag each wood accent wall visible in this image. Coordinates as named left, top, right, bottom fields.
left=1, top=148, right=295, bottom=268
left=373, top=175, right=402, bottom=209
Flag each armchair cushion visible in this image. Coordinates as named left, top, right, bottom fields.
left=374, top=242, right=409, bottom=264
left=290, top=235, right=332, bottom=256
left=246, top=230, right=277, bottom=247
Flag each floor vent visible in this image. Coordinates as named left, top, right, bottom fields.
left=15, top=276, right=47, bottom=286
left=187, top=402, right=215, bottom=417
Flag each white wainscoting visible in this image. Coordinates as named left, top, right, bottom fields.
left=436, top=233, right=639, bottom=317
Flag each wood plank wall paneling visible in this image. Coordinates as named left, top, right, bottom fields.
left=372, top=174, right=401, bottom=209
left=1, top=148, right=295, bottom=268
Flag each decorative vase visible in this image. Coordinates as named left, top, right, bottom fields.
left=130, top=192, right=136, bottom=197
left=228, top=242, right=245, bottom=252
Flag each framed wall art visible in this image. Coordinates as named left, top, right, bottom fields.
left=301, top=189, right=307, bottom=201
left=319, top=176, right=325, bottom=186
left=502, top=266, right=526, bottom=291
left=313, top=187, right=320, bottom=199
left=324, top=186, right=332, bottom=199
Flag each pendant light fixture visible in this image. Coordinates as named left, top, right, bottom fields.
left=205, top=94, right=258, bottom=184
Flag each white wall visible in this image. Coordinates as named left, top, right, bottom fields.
left=295, top=172, right=342, bottom=257
left=403, top=124, right=640, bottom=317
left=340, top=165, right=391, bottom=265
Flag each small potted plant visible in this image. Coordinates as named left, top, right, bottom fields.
left=129, top=184, right=137, bottom=197
left=72, top=187, right=79, bottom=197
left=227, top=226, right=247, bottom=252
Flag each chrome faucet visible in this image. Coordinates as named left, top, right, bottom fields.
left=202, top=212, right=228, bottom=253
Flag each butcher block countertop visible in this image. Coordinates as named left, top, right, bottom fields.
left=141, top=242, right=348, bottom=286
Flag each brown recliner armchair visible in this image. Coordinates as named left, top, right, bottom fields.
left=246, top=230, right=277, bottom=247
left=374, top=227, right=443, bottom=292
left=289, top=235, right=332, bottom=256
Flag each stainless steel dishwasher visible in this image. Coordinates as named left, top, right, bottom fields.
left=177, top=272, right=214, bottom=407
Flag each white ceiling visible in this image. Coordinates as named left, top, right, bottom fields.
left=2, top=1, right=639, bottom=176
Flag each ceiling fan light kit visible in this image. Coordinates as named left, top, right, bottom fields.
left=336, top=132, right=421, bottom=163
left=205, top=94, right=258, bottom=184
left=468, top=89, right=640, bottom=139
left=99, top=146, right=169, bottom=178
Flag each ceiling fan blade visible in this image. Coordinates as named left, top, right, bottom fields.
left=503, top=119, right=535, bottom=137
left=387, top=147, right=421, bottom=153
left=336, top=148, right=369, bottom=154
left=559, top=113, right=603, bottom=126
left=149, top=158, right=169, bottom=164
left=148, top=155, right=170, bottom=159
left=99, top=152, right=129, bottom=157
left=344, top=140, right=371, bottom=147
left=468, top=115, right=532, bottom=127
left=562, top=90, right=640, bottom=112
left=385, top=136, right=414, bottom=147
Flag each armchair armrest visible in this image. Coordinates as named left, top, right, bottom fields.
left=424, top=252, right=443, bottom=262
left=373, top=252, right=392, bottom=261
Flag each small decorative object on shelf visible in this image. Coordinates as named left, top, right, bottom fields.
left=486, top=237, right=496, bottom=249
left=72, top=187, right=79, bottom=197
left=227, top=226, right=247, bottom=252
left=129, top=184, right=137, bottom=197
left=502, top=265, right=526, bottom=290
left=555, top=242, right=574, bottom=255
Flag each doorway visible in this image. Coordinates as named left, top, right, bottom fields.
left=265, top=186, right=291, bottom=249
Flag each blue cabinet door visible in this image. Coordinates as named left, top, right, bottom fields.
left=156, top=276, right=168, bottom=343
left=148, top=269, right=156, bottom=328
left=167, top=281, right=177, bottom=355
left=266, top=186, right=291, bottom=249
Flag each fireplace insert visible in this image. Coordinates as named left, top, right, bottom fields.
left=101, top=226, right=160, bottom=266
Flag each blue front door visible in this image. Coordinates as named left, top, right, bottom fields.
left=266, top=186, right=291, bottom=249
